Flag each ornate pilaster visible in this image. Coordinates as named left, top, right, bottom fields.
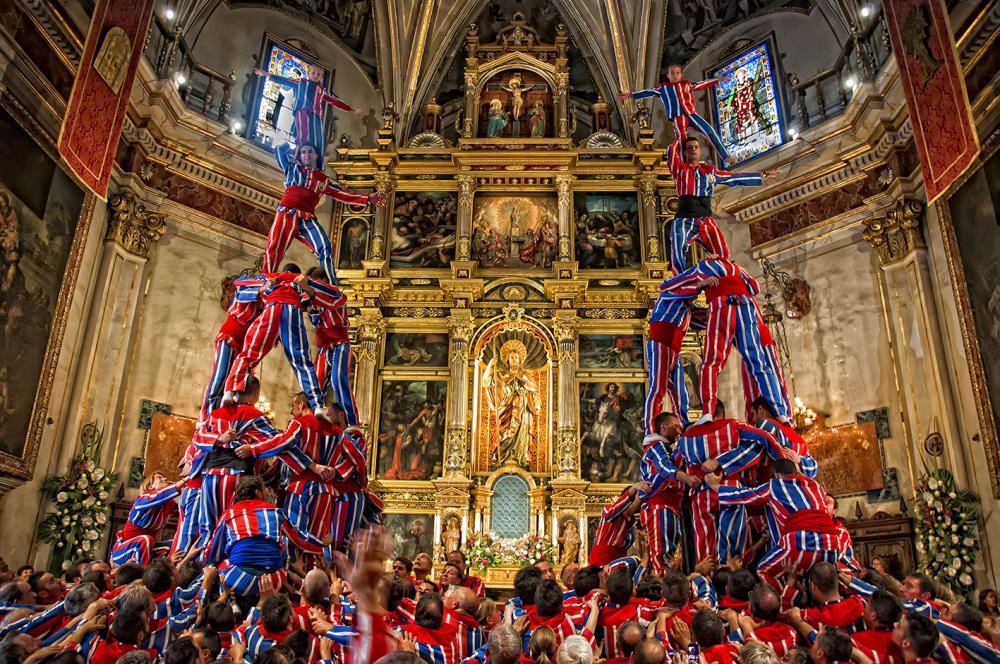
left=637, top=172, right=659, bottom=265
left=63, top=186, right=166, bottom=471
left=457, top=174, right=476, bottom=262
left=444, top=310, right=475, bottom=477
left=552, top=312, right=579, bottom=477
left=863, top=198, right=971, bottom=490
left=366, top=170, right=394, bottom=276
left=352, top=310, right=385, bottom=434
left=555, top=174, right=573, bottom=261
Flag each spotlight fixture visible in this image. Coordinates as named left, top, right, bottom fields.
left=164, top=7, right=175, bottom=20
left=845, top=75, right=857, bottom=90
left=860, top=4, right=872, bottom=18
left=789, top=127, right=799, bottom=139
left=231, top=120, right=243, bottom=133
left=174, top=72, right=187, bottom=87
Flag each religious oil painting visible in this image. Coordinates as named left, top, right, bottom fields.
left=579, top=381, right=646, bottom=484
left=479, top=70, right=552, bottom=138
left=947, top=150, right=1000, bottom=491
left=144, top=413, right=197, bottom=481
left=383, top=332, right=450, bottom=368
left=389, top=191, right=457, bottom=269
left=376, top=380, right=447, bottom=481
left=473, top=327, right=553, bottom=474
left=0, top=110, right=85, bottom=468
left=383, top=513, right=435, bottom=561
left=805, top=421, right=884, bottom=496
left=708, top=38, right=788, bottom=166
left=337, top=218, right=369, bottom=270
left=471, top=195, right=559, bottom=268
left=578, top=334, right=644, bottom=369
left=573, top=193, right=641, bottom=269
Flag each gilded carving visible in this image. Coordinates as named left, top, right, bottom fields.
left=558, top=234, right=571, bottom=261
left=370, top=233, right=385, bottom=260
left=637, top=173, right=658, bottom=209
left=457, top=235, right=471, bottom=261
left=107, top=192, right=166, bottom=258
left=449, top=315, right=476, bottom=342
left=94, top=27, right=130, bottom=94
left=863, top=198, right=926, bottom=265
left=356, top=313, right=386, bottom=341
left=551, top=316, right=578, bottom=343
left=374, top=171, right=394, bottom=197
left=457, top=175, right=475, bottom=207
left=445, top=426, right=468, bottom=474
left=555, top=427, right=579, bottom=474
left=555, top=174, right=572, bottom=209
left=394, top=307, right=449, bottom=318
left=646, top=235, right=660, bottom=262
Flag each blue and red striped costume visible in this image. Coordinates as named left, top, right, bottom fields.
left=225, top=273, right=342, bottom=413
left=205, top=499, right=321, bottom=596
left=397, top=622, right=462, bottom=664
left=329, top=426, right=370, bottom=554
left=589, top=488, right=639, bottom=566
left=646, top=296, right=706, bottom=430
left=260, top=73, right=355, bottom=169
left=444, top=610, right=486, bottom=661
left=673, top=419, right=780, bottom=561
left=193, top=404, right=280, bottom=547
left=266, top=142, right=370, bottom=283
left=200, top=280, right=262, bottom=423
left=638, top=438, right=685, bottom=575
left=630, top=79, right=729, bottom=159
left=663, top=141, right=766, bottom=273
left=110, top=484, right=179, bottom=566
left=659, top=258, right=791, bottom=420
left=259, top=414, right=336, bottom=555
left=718, top=473, right=845, bottom=589
left=310, top=286, right=358, bottom=425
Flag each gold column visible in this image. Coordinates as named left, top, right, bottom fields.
left=365, top=170, right=394, bottom=278
left=555, top=174, right=574, bottom=262
left=444, top=310, right=475, bottom=476
left=552, top=312, right=579, bottom=477
left=863, top=198, right=971, bottom=489
left=637, top=172, right=660, bottom=264
left=352, top=309, right=385, bottom=439
left=456, top=174, right=476, bottom=262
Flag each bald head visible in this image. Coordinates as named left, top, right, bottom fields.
left=632, top=639, right=666, bottom=664
left=450, top=586, right=480, bottom=614
left=618, top=621, right=644, bottom=656
left=303, top=569, right=330, bottom=606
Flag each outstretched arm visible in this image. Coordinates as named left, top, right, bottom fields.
left=255, top=68, right=299, bottom=86
left=692, top=78, right=720, bottom=91
left=322, top=180, right=379, bottom=206
left=322, top=91, right=357, bottom=113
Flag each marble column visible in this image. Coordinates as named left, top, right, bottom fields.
left=456, top=175, right=475, bottom=262
left=863, top=198, right=971, bottom=489
left=444, top=311, right=475, bottom=476
left=552, top=312, right=579, bottom=477
left=352, top=309, right=385, bottom=440
left=637, top=172, right=661, bottom=264
left=555, top=174, right=574, bottom=262
left=63, top=184, right=166, bottom=470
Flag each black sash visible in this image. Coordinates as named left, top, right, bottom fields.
left=675, top=195, right=713, bottom=218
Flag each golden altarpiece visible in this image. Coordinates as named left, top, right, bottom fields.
left=331, top=16, right=696, bottom=586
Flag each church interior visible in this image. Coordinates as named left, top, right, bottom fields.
left=1, top=0, right=1000, bottom=661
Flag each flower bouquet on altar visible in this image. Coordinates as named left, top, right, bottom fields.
left=464, top=532, right=502, bottom=572
left=913, top=465, right=980, bottom=599
left=505, top=533, right=556, bottom=566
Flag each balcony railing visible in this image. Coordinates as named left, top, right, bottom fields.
left=144, top=14, right=236, bottom=125
left=786, top=6, right=893, bottom=130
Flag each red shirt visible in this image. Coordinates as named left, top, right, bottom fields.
left=702, top=644, right=740, bottom=664
left=802, top=595, right=865, bottom=632
left=460, top=575, right=486, bottom=598
left=853, top=629, right=904, bottom=664
left=749, top=621, right=798, bottom=659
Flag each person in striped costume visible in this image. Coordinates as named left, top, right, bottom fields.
left=193, top=377, right=284, bottom=548
left=169, top=445, right=204, bottom=557
left=265, top=141, right=380, bottom=284
left=673, top=400, right=782, bottom=563
left=659, top=257, right=791, bottom=423
left=589, top=482, right=646, bottom=567
left=204, top=475, right=325, bottom=597
left=327, top=403, right=371, bottom=554
left=198, top=277, right=263, bottom=425
left=705, top=458, right=845, bottom=590
left=223, top=267, right=340, bottom=414
left=661, top=137, right=778, bottom=274
left=645, top=293, right=706, bottom=431
left=619, top=64, right=731, bottom=160
left=110, top=473, right=184, bottom=567
left=254, top=64, right=356, bottom=169
left=306, top=267, right=357, bottom=426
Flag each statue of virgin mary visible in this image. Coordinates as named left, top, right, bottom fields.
left=482, top=339, right=540, bottom=467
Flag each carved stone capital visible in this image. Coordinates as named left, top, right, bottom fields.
left=374, top=171, right=394, bottom=198
left=107, top=192, right=166, bottom=258
left=448, top=315, right=476, bottom=343
left=551, top=315, right=578, bottom=344
left=863, top=198, right=926, bottom=266
left=355, top=312, right=385, bottom=342
left=457, top=174, right=476, bottom=206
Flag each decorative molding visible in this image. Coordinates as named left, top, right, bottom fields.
left=445, top=426, right=468, bottom=475
left=555, top=426, right=579, bottom=475
left=107, top=192, right=167, bottom=258
left=862, top=199, right=925, bottom=266
left=407, top=131, right=451, bottom=148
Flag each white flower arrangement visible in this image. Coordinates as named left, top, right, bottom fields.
left=914, top=466, right=980, bottom=599
left=463, top=532, right=557, bottom=570
left=37, top=424, right=120, bottom=570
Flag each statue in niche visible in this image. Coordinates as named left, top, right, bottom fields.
left=486, top=99, right=509, bottom=137
left=483, top=339, right=540, bottom=467
left=528, top=100, right=546, bottom=137
left=442, top=515, right=462, bottom=554
left=500, top=73, right=537, bottom=133
left=558, top=518, right=581, bottom=564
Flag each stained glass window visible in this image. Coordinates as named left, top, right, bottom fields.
left=249, top=40, right=323, bottom=147
left=708, top=39, right=788, bottom=166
